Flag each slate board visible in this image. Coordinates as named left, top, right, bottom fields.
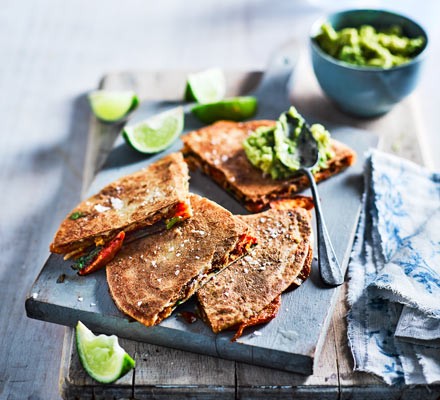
left=26, top=44, right=378, bottom=375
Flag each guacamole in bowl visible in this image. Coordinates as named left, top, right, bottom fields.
left=310, top=9, right=428, bottom=117
left=315, top=23, right=425, bottom=69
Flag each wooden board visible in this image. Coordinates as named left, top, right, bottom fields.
left=55, top=67, right=440, bottom=399
left=26, top=53, right=378, bottom=376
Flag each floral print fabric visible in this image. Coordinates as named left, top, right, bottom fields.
left=347, top=150, right=440, bottom=384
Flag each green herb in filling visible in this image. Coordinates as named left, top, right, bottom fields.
left=71, top=246, right=102, bottom=271
left=166, top=216, right=183, bottom=230
left=69, top=211, right=86, bottom=220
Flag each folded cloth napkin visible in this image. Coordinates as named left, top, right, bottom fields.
left=347, top=149, right=440, bottom=385
left=396, top=307, right=440, bottom=347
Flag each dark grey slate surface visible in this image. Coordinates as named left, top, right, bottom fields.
left=26, top=52, right=378, bottom=374
left=26, top=126, right=376, bottom=375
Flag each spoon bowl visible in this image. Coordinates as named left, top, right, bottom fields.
left=295, top=123, right=319, bottom=169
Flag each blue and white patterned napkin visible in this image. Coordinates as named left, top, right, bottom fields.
left=347, top=149, right=440, bottom=385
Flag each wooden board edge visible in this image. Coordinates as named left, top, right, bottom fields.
left=59, top=327, right=75, bottom=399
left=238, top=386, right=339, bottom=400
left=340, top=384, right=440, bottom=400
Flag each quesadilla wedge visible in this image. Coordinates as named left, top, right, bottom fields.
left=197, top=197, right=313, bottom=335
left=106, top=194, right=257, bottom=327
left=50, top=153, right=192, bottom=274
left=182, top=120, right=356, bottom=212
left=230, top=242, right=313, bottom=341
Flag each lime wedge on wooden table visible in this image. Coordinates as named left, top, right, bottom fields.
left=191, top=96, right=258, bottom=124
left=76, top=321, right=135, bottom=384
left=185, top=68, right=226, bottom=103
left=88, top=90, right=139, bottom=123
left=122, top=107, right=184, bottom=154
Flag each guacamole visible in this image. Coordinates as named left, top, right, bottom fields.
left=315, top=23, right=425, bottom=68
left=243, top=107, right=333, bottom=180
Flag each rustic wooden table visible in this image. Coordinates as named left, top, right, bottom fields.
left=1, top=1, right=440, bottom=399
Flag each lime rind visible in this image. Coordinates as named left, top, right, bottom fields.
left=89, top=90, right=139, bottom=123
left=185, top=68, right=226, bottom=104
left=76, top=321, right=135, bottom=384
left=191, top=96, right=258, bottom=124
left=122, top=107, right=184, bottom=154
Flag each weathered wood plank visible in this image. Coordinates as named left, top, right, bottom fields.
left=0, top=91, right=90, bottom=400
left=103, top=70, right=262, bottom=100
left=59, top=328, right=135, bottom=400
left=236, top=310, right=340, bottom=400
left=132, top=342, right=236, bottom=399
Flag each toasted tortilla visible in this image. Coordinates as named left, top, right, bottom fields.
left=182, top=120, right=356, bottom=212
left=106, top=194, right=256, bottom=327
left=197, top=202, right=313, bottom=334
left=230, top=241, right=313, bottom=341
left=50, top=152, right=191, bottom=255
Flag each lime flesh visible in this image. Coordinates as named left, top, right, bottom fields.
left=191, top=96, right=258, bottom=124
left=75, top=321, right=135, bottom=384
left=185, top=68, right=226, bottom=104
left=122, top=107, right=184, bottom=154
left=89, top=90, right=139, bottom=123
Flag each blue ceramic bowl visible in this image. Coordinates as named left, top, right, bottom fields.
left=310, top=9, right=428, bottom=117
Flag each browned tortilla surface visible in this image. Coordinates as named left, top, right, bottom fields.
left=50, top=152, right=191, bottom=254
left=197, top=205, right=313, bottom=333
left=230, top=243, right=313, bottom=340
left=182, top=120, right=356, bottom=212
left=106, top=194, right=254, bottom=327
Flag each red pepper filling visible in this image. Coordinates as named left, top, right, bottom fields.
left=180, top=311, right=198, bottom=324
left=78, top=231, right=125, bottom=276
left=234, top=233, right=258, bottom=256
left=174, top=201, right=192, bottom=219
left=231, top=295, right=281, bottom=342
left=269, top=196, right=314, bottom=211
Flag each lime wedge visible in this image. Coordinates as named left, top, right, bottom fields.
left=122, top=107, right=184, bottom=154
left=191, top=96, right=258, bottom=124
left=76, top=321, right=135, bottom=384
left=88, top=90, right=139, bottom=123
left=185, top=68, right=226, bottom=104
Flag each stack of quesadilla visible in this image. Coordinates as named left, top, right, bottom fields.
left=106, top=194, right=257, bottom=326
left=182, top=120, right=356, bottom=212
left=50, top=152, right=192, bottom=275
left=48, top=115, right=356, bottom=333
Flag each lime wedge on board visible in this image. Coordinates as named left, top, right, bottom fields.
left=191, top=96, right=258, bottom=124
left=88, top=90, right=139, bottom=123
left=75, top=321, right=135, bottom=384
left=184, top=68, right=226, bottom=104
left=122, top=107, right=184, bottom=154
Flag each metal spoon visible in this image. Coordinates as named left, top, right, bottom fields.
left=288, top=119, right=344, bottom=286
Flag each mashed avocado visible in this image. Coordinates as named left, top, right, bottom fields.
left=243, top=107, right=333, bottom=180
left=315, top=23, right=425, bottom=68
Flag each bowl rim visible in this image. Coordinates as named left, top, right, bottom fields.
left=309, top=8, right=429, bottom=72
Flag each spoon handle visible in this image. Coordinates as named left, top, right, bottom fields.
left=301, top=168, right=344, bottom=286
